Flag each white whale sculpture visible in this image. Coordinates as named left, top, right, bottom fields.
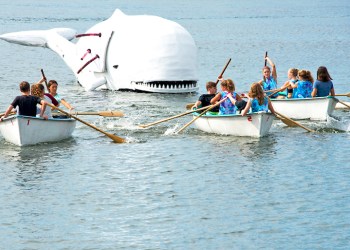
left=0, top=9, right=198, bottom=93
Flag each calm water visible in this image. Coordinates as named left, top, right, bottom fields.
left=1, top=0, right=350, bottom=249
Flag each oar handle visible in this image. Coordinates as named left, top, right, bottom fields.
left=41, top=69, right=49, bottom=91
left=264, top=51, right=268, bottom=66
left=215, top=58, right=231, bottom=85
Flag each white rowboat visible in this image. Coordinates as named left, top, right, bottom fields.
left=271, top=97, right=337, bottom=120
left=193, top=112, right=274, bottom=137
left=0, top=115, right=76, bottom=146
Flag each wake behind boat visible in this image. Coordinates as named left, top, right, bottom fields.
left=271, top=96, right=337, bottom=120
left=0, top=115, right=76, bottom=146
left=193, top=112, right=274, bottom=137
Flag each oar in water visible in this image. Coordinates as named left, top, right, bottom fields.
left=334, top=92, right=350, bottom=98
left=336, top=100, right=350, bottom=109
left=184, top=58, right=232, bottom=110
left=274, top=111, right=315, bottom=132
left=139, top=106, right=211, bottom=128
left=177, top=97, right=227, bottom=134
left=47, top=103, right=125, bottom=143
left=53, top=110, right=124, bottom=117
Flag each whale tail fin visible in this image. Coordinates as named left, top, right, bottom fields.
left=0, top=28, right=81, bottom=76
left=0, top=28, right=76, bottom=47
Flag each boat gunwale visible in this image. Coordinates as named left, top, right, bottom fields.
left=1, top=115, right=75, bottom=123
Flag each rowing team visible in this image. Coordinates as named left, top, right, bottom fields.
left=0, top=77, right=74, bottom=122
left=192, top=56, right=335, bottom=116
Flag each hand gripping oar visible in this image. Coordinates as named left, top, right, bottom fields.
left=47, top=103, right=125, bottom=143
left=274, top=111, right=315, bottom=132
left=139, top=106, right=212, bottom=128
left=215, top=58, right=232, bottom=85
left=176, top=97, right=228, bottom=134
left=268, top=83, right=291, bottom=98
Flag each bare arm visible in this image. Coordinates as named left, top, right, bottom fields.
left=241, top=98, right=252, bottom=116
left=192, top=100, right=202, bottom=109
left=311, top=88, right=317, bottom=97
left=39, top=100, right=48, bottom=120
left=60, top=99, right=74, bottom=111
left=268, top=98, right=276, bottom=114
left=330, top=87, right=335, bottom=96
left=266, top=56, right=277, bottom=83
left=35, top=76, right=46, bottom=85
left=0, top=105, right=15, bottom=121
left=210, top=93, right=221, bottom=104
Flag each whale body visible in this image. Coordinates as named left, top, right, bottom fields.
left=0, top=9, right=198, bottom=93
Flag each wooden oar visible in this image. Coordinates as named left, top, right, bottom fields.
left=139, top=106, right=212, bottom=128
left=264, top=51, right=268, bottom=66
left=177, top=97, right=227, bottom=134
left=47, top=103, right=125, bottom=143
left=184, top=58, right=232, bottom=109
left=0, top=110, right=17, bottom=117
left=268, top=83, right=291, bottom=98
left=334, top=92, right=350, bottom=98
left=41, top=69, right=49, bottom=91
left=337, top=100, right=350, bottom=109
left=53, top=110, right=124, bottom=117
left=215, top=58, right=232, bottom=85
left=274, top=111, right=315, bottom=132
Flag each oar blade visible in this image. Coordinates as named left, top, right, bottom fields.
left=186, top=103, right=195, bottom=110
left=107, top=133, right=126, bottom=143
left=276, top=115, right=297, bottom=127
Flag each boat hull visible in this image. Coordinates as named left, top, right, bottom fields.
left=0, top=115, right=76, bottom=146
left=271, top=97, right=337, bottom=120
left=193, top=112, right=274, bottom=137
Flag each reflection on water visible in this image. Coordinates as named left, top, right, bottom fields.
left=0, top=138, right=77, bottom=190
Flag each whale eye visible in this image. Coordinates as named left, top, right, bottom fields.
left=113, top=65, right=119, bottom=69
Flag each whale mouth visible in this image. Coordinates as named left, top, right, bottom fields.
left=130, top=81, right=198, bottom=93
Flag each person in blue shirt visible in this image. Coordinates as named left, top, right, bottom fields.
left=311, top=66, right=335, bottom=97
left=290, top=70, right=314, bottom=98
left=279, top=68, right=299, bottom=99
left=241, top=82, right=276, bottom=116
left=210, top=78, right=243, bottom=115
left=258, top=56, right=278, bottom=98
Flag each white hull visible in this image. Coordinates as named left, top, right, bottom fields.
left=193, top=112, right=274, bottom=137
left=271, top=97, right=337, bottom=120
left=0, top=116, right=76, bottom=146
